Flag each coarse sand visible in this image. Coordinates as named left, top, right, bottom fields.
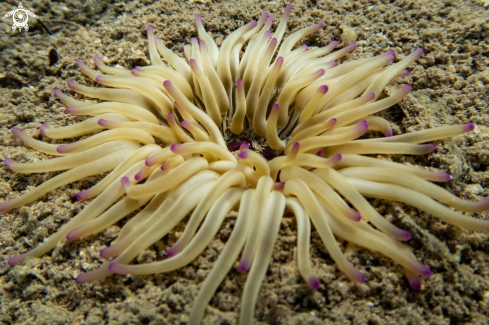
left=1, top=0, right=489, bottom=324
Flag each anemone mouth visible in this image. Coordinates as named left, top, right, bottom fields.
left=1, top=4, right=487, bottom=325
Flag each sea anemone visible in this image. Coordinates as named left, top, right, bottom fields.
left=2, top=4, right=487, bottom=325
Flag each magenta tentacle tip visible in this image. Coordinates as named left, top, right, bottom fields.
left=307, top=276, right=321, bottom=290
left=120, top=176, right=131, bottom=191
left=39, top=123, right=50, bottom=134
left=199, top=40, right=206, bottom=47
left=317, top=22, right=324, bottom=29
left=66, top=107, right=74, bottom=114
left=76, top=191, right=89, bottom=201
left=107, top=263, right=120, bottom=273
left=93, top=56, right=101, bottom=63
left=352, top=212, right=362, bottom=222
left=11, top=127, right=22, bottom=137
left=166, top=247, right=177, bottom=257
left=4, top=157, right=14, bottom=169
left=238, top=150, right=249, bottom=160
left=147, top=25, right=153, bottom=32
left=409, top=278, right=422, bottom=291
left=365, top=92, right=376, bottom=100
left=316, top=150, right=325, bottom=158
left=464, top=123, right=475, bottom=132
left=134, top=172, right=143, bottom=182
left=8, top=255, right=24, bottom=266
left=163, top=80, right=172, bottom=87
left=97, top=119, right=108, bottom=127
left=53, top=88, right=62, bottom=96
left=170, top=144, right=179, bottom=153
left=384, top=129, right=394, bottom=137
left=67, top=80, right=76, bottom=88
left=420, top=266, right=432, bottom=278
left=95, top=75, right=102, bottom=83
left=99, top=248, right=112, bottom=259
left=238, top=260, right=250, bottom=273
left=356, top=272, right=366, bottom=283
left=75, top=273, right=91, bottom=285
left=319, top=85, right=328, bottom=93
left=400, top=230, right=412, bottom=242
left=65, top=229, right=78, bottom=242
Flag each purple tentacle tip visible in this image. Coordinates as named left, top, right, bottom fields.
left=108, top=263, right=118, bottom=273
left=319, top=85, right=328, bottom=93
left=238, top=260, right=250, bottom=273
left=170, top=144, right=179, bottom=152
left=409, top=278, right=422, bottom=291
left=307, top=276, right=321, bottom=290
left=65, top=229, right=78, bottom=241
left=352, top=212, right=362, bottom=222
left=99, top=248, right=108, bottom=259
left=238, top=150, right=249, bottom=160
left=120, top=176, right=131, bottom=191
left=166, top=247, right=177, bottom=257
left=4, top=157, right=14, bottom=169
left=464, top=123, right=475, bottom=132
left=76, top=190, right=89, bottom=201
left=357, top=272, right=366, bottom=283
left=147, top=25, right=153, bottom=32
left=40, top=123, right=50, bottom=134
left=420, top=267, right=432, bottom=278
left=7, top=254, right=26, bottom=266
left=400, top=230, right=412, bottom=242
left=11, top=127, right=23, bottom=138
left=384, top=129, right=393, bottom=137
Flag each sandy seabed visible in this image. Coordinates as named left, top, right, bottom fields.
left=1, top=0, right=489, bottom=324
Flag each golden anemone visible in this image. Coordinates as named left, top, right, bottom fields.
left=2, top=4, right=487, bottom=325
